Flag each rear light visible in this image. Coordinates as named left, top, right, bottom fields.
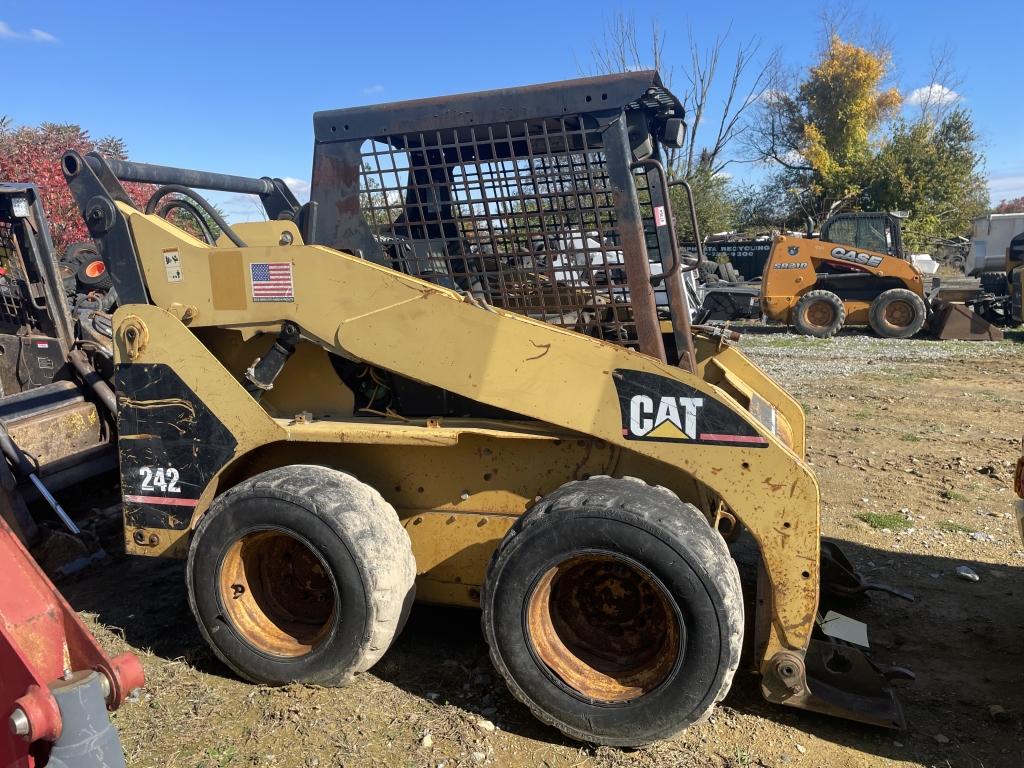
left=11, top=196, right=29, bottom=218
left=749, top=392, right=793, bottom=451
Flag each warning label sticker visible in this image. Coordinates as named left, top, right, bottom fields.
left=163, top=249, right=183, bottom=282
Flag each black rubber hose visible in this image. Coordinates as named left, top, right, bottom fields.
left=145, top=184, right=246, bottom=247
left=68, top=349, right=117, bottom=415
left=156, top=199, right=217, bottom=245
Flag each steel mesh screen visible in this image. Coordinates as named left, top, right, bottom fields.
left=0, top=222, right=29, bottom=328
left=356, top=118, right=666, bottom=347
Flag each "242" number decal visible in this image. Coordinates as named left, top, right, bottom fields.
left=139, top=466, right=181, bottom=494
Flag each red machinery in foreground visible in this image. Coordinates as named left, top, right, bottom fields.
left=1, top=514, right=144, bottom=768
left=0, top=184, right=143, bottom=767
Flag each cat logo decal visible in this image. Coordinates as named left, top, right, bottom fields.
left=614, top=370, right=769, bottom=447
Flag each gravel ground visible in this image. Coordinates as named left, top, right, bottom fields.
left=737, top=326, right=1024, bottom=381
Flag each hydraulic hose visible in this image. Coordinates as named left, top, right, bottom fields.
left=156, top=198, right=217, bottom=245
left=146, top=185, right=246, bottom=247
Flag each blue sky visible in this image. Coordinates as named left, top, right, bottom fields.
left=6, top=0, right=1023, bottom=220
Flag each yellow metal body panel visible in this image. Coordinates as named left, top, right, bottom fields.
left=403, top=511, right=517, bottom=607
left=116, top=209, right=823, bottom=673
left=195, top=328, right=355, bottom=418
left=761, top=235, right=925, bottom=325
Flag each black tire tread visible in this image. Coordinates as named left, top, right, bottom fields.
left=868, top=288, right=927, bottom=339
left=482, top=475, right=743, bottom=745
left=75, top=255, right=113, bottom=291
left=792, top=289, right=846, bottom=338
left=187, top=464, right=415, bottom=686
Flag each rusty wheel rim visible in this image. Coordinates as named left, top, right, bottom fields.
left=84, top=260, right=105, bottom=278
left=526, top=553, right=681, bottom=703
left=219, top=529, right=336, bottom=658
left=805, top=300, right=836, bottom=329
left=883, top=300, right=914, bottom=328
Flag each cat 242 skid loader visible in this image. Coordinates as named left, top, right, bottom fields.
left=62, top=72, right=907, bottom=746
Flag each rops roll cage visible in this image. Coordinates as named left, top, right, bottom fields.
left=63, top=71, right=706, bottom=370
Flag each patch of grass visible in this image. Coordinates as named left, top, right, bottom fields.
left=900, top=432, right=921, bottom=442
left=204, top=747, right=237, bottom=768
left=884, top=368, right=941, bottom=385
left=941, top=488, right=968, bottom=502
left=938, top=519, right=975, bottom=533
left=856, top=512, right=912, bottom=531
left=853, top=408, right=873, bottom=420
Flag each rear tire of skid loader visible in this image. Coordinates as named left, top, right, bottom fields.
left=791, top=290, right=846, bottom=338
left=868, top=288, right=927, bottom=339
left=481, top=476, right=743, bottom=747
left=186, top=465, right=415, bottom=686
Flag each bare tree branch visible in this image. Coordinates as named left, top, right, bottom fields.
left=742, top=59, right=815, bottom=172
left=583, top=14, right=773, bottom=182
left=910, top=43, right=963, bottom=123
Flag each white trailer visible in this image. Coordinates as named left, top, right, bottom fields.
left=967, top=213, right=1024, bottom=275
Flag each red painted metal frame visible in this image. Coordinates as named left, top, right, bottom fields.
left=1, top=516, right=144, bottom=767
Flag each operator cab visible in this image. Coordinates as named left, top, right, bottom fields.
left=820, top=212, right=907, bottom=261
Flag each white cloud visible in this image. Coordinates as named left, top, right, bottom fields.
left=906, top=83, right=959, bottom=108
left=0, top=21, right=58, bottom=42
left=780, top=149, right=806, bottom=167
left=757, top=88, right=786, bottom=106
left=29, top=28, right=57, bottom=43
left=363, top=84, right=385, bottom=95
left=283, top=177, right=311, bottom=203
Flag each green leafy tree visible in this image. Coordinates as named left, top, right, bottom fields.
left=671, top=170, right=737, bottom=239
left=867, top=108, right=988, bottom=250
left=748, top=34, right=900, bottom=220
left=745, top=30, right=986, bottom=248
left=798, top=36, right=901, bottom=205
left=733, top=174, right=812, bottom=233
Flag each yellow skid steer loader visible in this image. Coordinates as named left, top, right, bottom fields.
left=62, top=72, right=905, bottom=746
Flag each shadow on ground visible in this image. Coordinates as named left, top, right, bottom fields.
left=62, top=532, right=1024, bottom=765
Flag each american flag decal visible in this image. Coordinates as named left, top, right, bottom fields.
left=250, top=262, right=294, bottom=302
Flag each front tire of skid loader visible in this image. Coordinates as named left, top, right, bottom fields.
left=481, top=476, right=743, bottom=747
left=791, top=290, right=846, bottom=338
left=868, top=288, right=927, bottom=339
left=187, top=465, right=415, bottom=686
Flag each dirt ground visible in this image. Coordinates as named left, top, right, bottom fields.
left=56, top=328, right=1024, bottom=768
